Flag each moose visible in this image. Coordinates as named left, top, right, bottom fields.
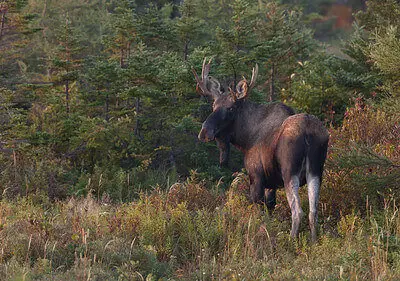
left=193, top=58, right=329, bottom=242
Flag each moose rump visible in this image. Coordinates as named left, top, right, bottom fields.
left=262, top=114, right=329, bottom=241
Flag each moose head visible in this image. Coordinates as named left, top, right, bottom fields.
left=192, top=58, right=258, bottom=143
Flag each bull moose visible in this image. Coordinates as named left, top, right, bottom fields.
left=193, top=58, right=329, bottom=242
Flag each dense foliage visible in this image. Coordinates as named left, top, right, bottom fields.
left=1, top=0, right=391, bottom=199
left=0, top=0, right=399, bottom=280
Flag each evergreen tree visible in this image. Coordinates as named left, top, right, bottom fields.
left=103, top=0, right=137, bottom=68
left=354, top=0, right=400, bottom=96
left=355, top=0, right=400, bottom=32
left=288, top=52, right=350, bottom=124
left=135, top=3, right=177, bottom=52
left=51, top=13, right=83, bottom=115
left=0, top=0, right=38, bottom=85
left=82, top=59, right=123, bottom=121
left=215, top=0, right=256, bottom=85
left=336, top=0, right=400, bottom=99
left=251, top=1, right=315, bottom=101
left=176, top=0, right=206, bottom=60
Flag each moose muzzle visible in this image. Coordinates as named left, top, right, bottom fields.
left=198, top=126, right=215, bottom=142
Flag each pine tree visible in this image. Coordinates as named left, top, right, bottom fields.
left=0, top=0, right=38, bottom=85
left=176, top=0, right=206, bottom=60
left=354, top=0, right=400, bottom=96
left=51, top=13, right=82, bottom=115
left=103, top=0, right=137, bottom=68
left=355, top=0, right=400, bottom=32
left=251, top=1, right=315, bottom=101
left=83, top=59, right=122, bottom=121
left=337, top=0, right=400, bottom=98
left=214, top=0, right=257, bottom=85
left=135, top=3, right=177, bottom=52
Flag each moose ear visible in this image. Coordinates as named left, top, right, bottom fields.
left=235, top=79, right=249, bottom=100
left=234, top=64, right=258, bottom=100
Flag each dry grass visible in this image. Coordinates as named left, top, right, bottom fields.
left=1, top=172, right=400, bottom=281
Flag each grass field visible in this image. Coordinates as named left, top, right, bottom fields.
left=1, top=171, right=400, bottom=281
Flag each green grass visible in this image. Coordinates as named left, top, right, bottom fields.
left=1, top=172, right=400, bottom=281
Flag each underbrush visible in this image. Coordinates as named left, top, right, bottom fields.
left=1, top=171, right=400, bottom=281
left=0, top=98, right=398, bottom=280
left=322, top=97, right=399, bottom=219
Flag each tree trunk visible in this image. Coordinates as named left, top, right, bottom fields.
left=105, top=93, right=109, bottom=121
left=120, top=47, right=124, bottom=68
left=0, top=10, right=6, bottom=41
left=65, top=80, right=70, bottom=115
left=134, top=97, right=141, bottom=138
left=183, top=39, right=190, bottom=61
left=169, top=135, right=176, bottom=168
left=269, top=64, right=276, bottom=102
left=127, top=42, right=131, bottom=61
left=230, top=62, right=237, bottom=88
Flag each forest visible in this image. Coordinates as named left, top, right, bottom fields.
left=0, top=0, right=399, bottom=280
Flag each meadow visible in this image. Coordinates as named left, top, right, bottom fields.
left=1, top=172, right=400, bottom=280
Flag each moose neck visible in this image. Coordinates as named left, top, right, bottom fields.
left=229, top=101, right=294, bottom=152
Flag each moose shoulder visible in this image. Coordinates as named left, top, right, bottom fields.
left=193, top=58, right=329, bottom=242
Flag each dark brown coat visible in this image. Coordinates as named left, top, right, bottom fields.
left=193, top=59, right=329, bottom=242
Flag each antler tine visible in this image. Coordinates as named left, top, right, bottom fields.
left=192, top=57, right=214, bottom=97
left=228, top=81, right=236, bottom=101
left=201, top=58, right=211, bottom=81
left=248, top=64, right=258, bottom=91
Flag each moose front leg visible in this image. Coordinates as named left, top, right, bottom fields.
left=265, top=189, right=276, bottom=212
left=249, top=172, right=265, bottom=204
left=216, top=137, right=230, bottom=167
left=245, top=150, right=266, bottom=204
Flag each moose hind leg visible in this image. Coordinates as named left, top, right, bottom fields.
left=306, top=143, right=326, bottom=243
left=307, top=173, right=320, bottom=243
left=265, top=189, right=276, bottom=212
left=285, top=176, right=303, bottom=238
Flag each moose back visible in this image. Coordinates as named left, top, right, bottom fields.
left=193, top=58, right=329, bottom=242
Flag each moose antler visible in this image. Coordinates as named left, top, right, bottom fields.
left=192, top=57, right=220, bottom=98
left=248, top=64, right=259, bottom=93
left=235, top=64, right=259, bottom=100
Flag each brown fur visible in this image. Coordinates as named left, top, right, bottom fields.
left=194, top=60, right=328, bottom=242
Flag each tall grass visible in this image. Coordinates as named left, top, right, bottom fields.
left=1, top=172, right=400, bottom=280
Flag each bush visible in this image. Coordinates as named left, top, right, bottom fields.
left=322, top=97, right=400, bottom=217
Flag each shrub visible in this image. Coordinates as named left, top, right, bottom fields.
left=322, top=97, right=400, bottom=217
